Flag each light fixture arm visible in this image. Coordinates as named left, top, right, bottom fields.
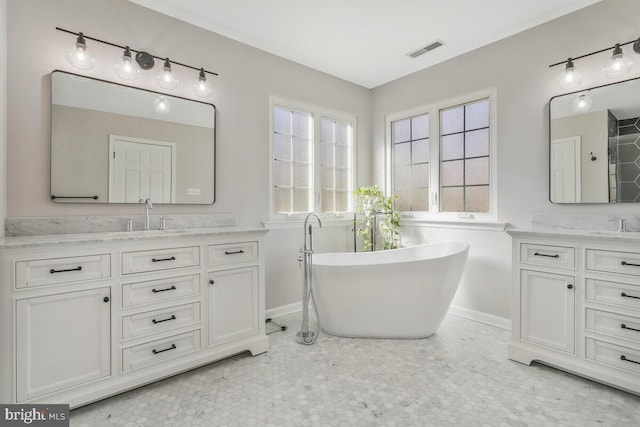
left=56, top=27, right=218, bottom=77
left=549, top=37, right=639, bottom=68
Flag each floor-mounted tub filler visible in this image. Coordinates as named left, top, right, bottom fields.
left=296, top=212, right=322, bottom=345
left=312, top=242, right=470, bottom=339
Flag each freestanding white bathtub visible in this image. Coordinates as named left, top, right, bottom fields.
left=311, top=242, right=470, bottom=339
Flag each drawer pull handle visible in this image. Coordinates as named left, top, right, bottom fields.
left=151, top=285, right=176, bottom=293
left=620, top=355, right=640, bottom=365
left=225, top=250, right=245, bottom=255
left=152, top=344, right=177, bottom=355
left=621, top=261, right=640, bottom=267
left=533, top=252, right=559, bottom=259
left=567, top=284, right=573, bottom=290
left=621, top=324, right=640, bottom=333
left=152, top=256, right=176, bottom=263
left=152, top=314, right=176, bottom=324
left=621, top=292, right=640, bottom=300
left=49, top=266, right=82, bottom=274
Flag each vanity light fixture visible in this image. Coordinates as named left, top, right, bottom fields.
left=156, top=58, right=179, bottom=90
left=57, top=27, right=217, bottom=97
left=571, top=93, right=592, bottom=113
left=603, top=43, right=634, bottom=79
left=65, top=32, right=95, bottom=70
left=114, top=46, right=140, bottom=81
left=193, top=68, right=213, bottom=98
left=558, top=58, right=582, bottom=90
left=550, top=36, right=639, bottom=89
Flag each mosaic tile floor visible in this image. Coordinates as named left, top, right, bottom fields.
left=71, top=314, right=640, bottom=426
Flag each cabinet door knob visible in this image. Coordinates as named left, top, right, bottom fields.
left=103, top=296, right=110, bottom=302
left=209, top=279, right=214, bottom=285
left=567, top=284, right=573, bottom=290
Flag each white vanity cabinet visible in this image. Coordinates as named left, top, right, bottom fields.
left=509, top=230, right=640, bottom=395
left=0, top=228, right=268, bottom=408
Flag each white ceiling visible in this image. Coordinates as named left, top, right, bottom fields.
left=129, top=0, right=601, bottom=89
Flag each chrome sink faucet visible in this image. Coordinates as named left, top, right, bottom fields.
left=618, top=218, right=627, bottom=233
left=139, top=198, right=153, bottom=230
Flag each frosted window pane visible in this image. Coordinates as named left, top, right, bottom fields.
left=394, top=165, right=411, bottom=188
left=293, top=189, right=310, bottom=212
left=336, top=191, right=349, bottom=212
left=274, top=188, right=291, bottom=213
left=441, top=106, right=464, bottom=135
left=412, top=114, right=429, bottom=140
left=294, top=163, right=310, bottom=187
left=465, top=99, right=489, bottom=130
left=442, top=134, right=464, bottom=160
left=322, top=189, right=334, bottom=212
left=441, top=187, right=463, bottom=212
left=274, top=107, right=291, bottom=134
left=273, top=134, right=291, bottom=161
left=465, top=129, right=489, bottom=157
left=393, top=119, right=411, bottom=143
left=465, top=157, right=489, bottom=185
left=411, top=189, right=429, bottom=211
left=412, top=163, right=429, bottom=188
left=412, top=139, right=430, bottom=163
left=335, top=122, right=349, bottom=144
left=321, top=142, right=334, bottom=166
left=465, top=186, right=489, bottom=212
left=336, top=146, right=349, bottom=168
left=321, top=119, right=334, bottom=142
left=292, top=111, right=311, bottom=137
left=293, top=137, right=311, bottom=162
left=442, top=160, right=463, bottom=186
left=394, top=142, right=411, bottom=166
left=394, top=189, right=411, bottom=211
left=321, top=166, right=334, bottom=188
left=273, top=160, right=291, bottom=187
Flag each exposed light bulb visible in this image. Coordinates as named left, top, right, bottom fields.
left=153, top=96, right=171, bottom=114
left=571, top=94, right=592, bottom=113
left=558, top=58, right=582, bottom=90
left=192, top=68, right=213, bottom=98
left=603, top=43, right=633, bottom=79
left=156, top=58, right=178, bottom=90
left=114, top=46, right=140, bottom=80
left=66, top=32, right=95, bottom=70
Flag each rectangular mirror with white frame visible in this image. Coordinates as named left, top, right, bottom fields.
left=549, top=76, right=640, bottom=203
left=50, top=70, right=216, bottom=204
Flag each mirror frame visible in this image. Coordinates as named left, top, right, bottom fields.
left=50, top=69, right=217, bottom=205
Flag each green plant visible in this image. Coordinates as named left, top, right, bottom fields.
left=353, top=186, right=400, bottom=251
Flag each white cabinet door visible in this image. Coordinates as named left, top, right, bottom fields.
left=520, top=269, right=575, bottom=354
left=208, top=266, right=258, bottom=346
left=16, top=287, right=111, bottom=401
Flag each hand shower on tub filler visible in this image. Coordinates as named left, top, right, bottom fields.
left=297, top=212, right=322, bottom=345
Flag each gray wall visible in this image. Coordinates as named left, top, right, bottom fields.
left=371, top=0, right=640, bottom=319
left=0, top=0, right=5, bottom=238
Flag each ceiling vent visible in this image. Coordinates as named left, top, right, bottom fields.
left=407, top=40, right=444, bottom=59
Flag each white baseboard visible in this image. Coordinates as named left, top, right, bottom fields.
left=265, top=302, right=302, bottom=320
left=448, top=305, right=511, bottom=330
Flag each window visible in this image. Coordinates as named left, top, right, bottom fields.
left=271, top=97, right=355, bottom=217
left=388, top=90, right=496, bottom=218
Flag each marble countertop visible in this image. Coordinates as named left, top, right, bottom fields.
left=507, top=228, right=640, bottom=242
left=0, top=226, right=268, bottom=250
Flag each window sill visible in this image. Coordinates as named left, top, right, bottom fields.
left=262, top=218, right=354, bottom=230
left=400, top=218, right=508, bottom=232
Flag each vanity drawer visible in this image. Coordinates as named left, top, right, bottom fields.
left=586, top=279, right=640, bottom=311
left=122, top=246, right=200, bottom=275
left=16, top=254, right=111, bottom=288
left=122, top=274, right=200, bottom=308
left=207, top=241, right=258, bottom=266
left=122, top=330, right=201, bottom=372
left=586, top=308, right=640, bottom=343
left=586, top=338, right=640, bottom=375
left=122, top=302, right=201, bottom=340
left=586, top=249, right=640, bottom=276
left=519, top=243, right=575, bottom=269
